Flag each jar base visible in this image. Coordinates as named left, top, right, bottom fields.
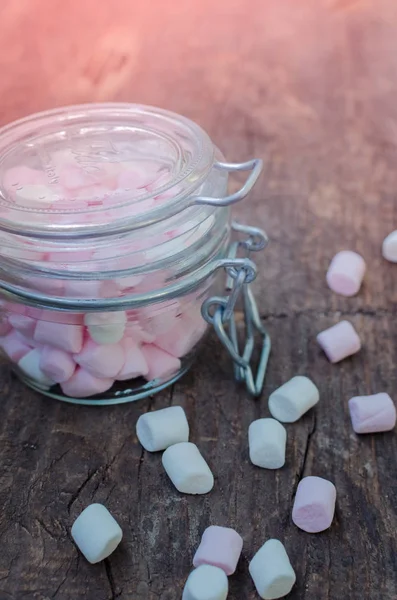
left=15, top=364, right=192, bottom=406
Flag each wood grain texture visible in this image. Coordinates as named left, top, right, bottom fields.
left=0, top=0, right=397, bottom=598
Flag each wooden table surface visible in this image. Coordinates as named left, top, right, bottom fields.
left=1, top=1, right=397, bottom=598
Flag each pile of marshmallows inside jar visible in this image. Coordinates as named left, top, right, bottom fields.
left=0, top=149, right=211, bottom=399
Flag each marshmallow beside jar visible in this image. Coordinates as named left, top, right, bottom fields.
left=0, top=104, right=264, bottom=405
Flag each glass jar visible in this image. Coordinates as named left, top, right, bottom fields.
left=0, top=104, right=269, bottom=405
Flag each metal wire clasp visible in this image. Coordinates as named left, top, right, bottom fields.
left=193, top=159, right=263, bottom=207
left=201, top=221, right=271, bottom=397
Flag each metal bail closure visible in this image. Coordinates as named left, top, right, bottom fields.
left=201, top=221, right=271, bottom=397
left=193, top=159, right=263, bottom=207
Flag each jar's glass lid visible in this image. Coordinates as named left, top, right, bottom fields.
left=0, top=104, right=214, bottom=238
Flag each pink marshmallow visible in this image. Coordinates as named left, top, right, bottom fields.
left=0, top=331, right=32, bottom=361
left=292, top=476, right=336, bottom=533
left=141, top=345, right=181, bottom=381
left=326, top=251, right=366, bottom=297
left=58, top=165, right=100, bottom=190
left=193, top=526, right=243, bottom=576
left=348, top=393, right=396, bottom=434
left=139, top=301, right=180, bottom=336
left=33, top=310, right=84, bottom=325
left=317, top=320, right=361, bottom=363
left=63, top=280, right=104, bottom=299
left=61, top=368, right=114, bottom=398
left=118, top=169, right=149, bottom=191
left=116, top=338, right=149, bottom=380
left=39, top=346, right=76, bottom=383
left=155, top=313, right=207, bottom=358
left=23, top=275, right=65, bottom=296
left=8, top=314, right=36, bottom=336
left=15, top=331, right=37, bottom=348
left=3, top=165, right=46, bottom=190
left=74, top=339, right=125, bottom=378
left=34, top=321, right=84, bottom=353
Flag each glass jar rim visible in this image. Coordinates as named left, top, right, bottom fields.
left=0, top=103, right=215, bottom=239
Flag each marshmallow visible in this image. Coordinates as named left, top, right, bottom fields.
left=34, top=321, right=84, bottom=353
left=382, top=230, right=397, bottom=262
left=84, top=311, right=127, bottom=344
left=8, top=314, right=36, bottom=336
left=162, top=442, right=214, bottom=495
left=249, top=418, right=287, bottom=469
left=74, top=339, right=125, bottom=378
left=18, top=349, right=53, bottom=388
left=155, top=313, right=207, bottom=358
left=292, top=476, right=336, bottom=533
left=39, top=346, right=76, bottom=383
left=139, top=301, right=180, bottom=336
left=317, top=320, right=361, bottom=363
left=193, top=526, right=243, bottom=576
left=4, top=165, right=46, bottom=190
left=116, top=338, right=149, bottom=380
left=71, top=503, right=122, bottom=564
left=61, top=368, right=114, bottom=398
left=182, top=565, right=228, bottom=600
left=249, top=539, right=296, bottom=600
left=268, top=376, right=319, bottom=423
left=141, top=345, right=181, bottom=381
left=326, top=250, right=366, bottom=296
left=348, top=393, right=396, bottom=434
left=0, top=331, right=32, bottom=361
left=136, top=406, right=189, bottom=452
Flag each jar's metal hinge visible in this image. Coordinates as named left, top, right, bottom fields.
left=201, top=221, right=271, bottom=397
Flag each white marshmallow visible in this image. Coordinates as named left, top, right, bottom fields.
left=136, top=406, right=189, bottom=452
left=84, top=311, right=127, bottom=345
left=249, top=539, right=296, bottom=600
left=382, top=230, right=397, bottom=262
left=268, top=376, right=319, bottom=423
left=18, top=349, right=53, bottom=389
left=182, top=565, right=228, bottom=600
left=71, top=503, right=123, bottom=564
left=162, top=442, right=214, bottom=495
left=249, top=419, right=287, bottom=469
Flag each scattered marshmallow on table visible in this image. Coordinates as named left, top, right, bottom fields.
left=17, top=349, right=53, bottom=388
left=71, top=503, right=123, bottom=564
left=162, top=442, right=214, bottom=495
left=268, top=376, right=319, bottom=423
left=292, top=476, right=336, bottom=533
left=326, top=250, right=366, bottom=296
left=249, top=539, right=296, bottom=600
left=317, top=320, right=361, bottom=363
left=193, top=525, right=243, bottom=575
left=348, top=393, right=396, bottom=434
left=249, top=418, right=287, bottom=469
left=136, top=406, right=189, bottom=452
left=84, top=311, right=127, bottom=344
left=182, top=565, right=228, bottom=600
left=382, top=230, right=397, bottom=262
